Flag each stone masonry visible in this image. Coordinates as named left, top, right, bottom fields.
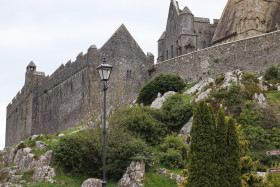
left=6, top=0, right=280, bottom=147
left=158, top=0, right=219, bottom=62
left=6, top=24, right=153, bottom=147
left=152, top=29, right=280, bottom=84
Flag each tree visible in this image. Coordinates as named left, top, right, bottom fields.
left=187, top=101, right=217, bottom=187
left=215, top=108, right=229, bottom=187
left=227, top=117, right=242, bottom=186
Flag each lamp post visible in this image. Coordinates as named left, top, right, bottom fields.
left=96, top=57, right=113, bottom=187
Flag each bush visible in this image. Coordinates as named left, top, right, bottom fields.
left=239, top=101, right=280, bottom=150
left=159, top=134, right=187, bottom=168
left=53, top=127, right=152, bottom=181
left=265, top=163, right=280, bottom=186
left=225, top=84, right=244, bottom=106
left=53, top=130, right=102, bottom=177
left=109, top=106, right=167, bottom=145
left=137, top=74, right=186, bottom=105
left=161, top=94, right=193, bottom=132
left=264, top=65, right=279, bottom=81
left=215, top=74, right=225, bottom=86
left=160, top=149, right=183, bottom=168
left=241, top=72, right=258, bottom=84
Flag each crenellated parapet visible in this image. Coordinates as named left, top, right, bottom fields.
left=157, top=1, right=218, bottom=62
left=6, top=24, right=152, bottom=147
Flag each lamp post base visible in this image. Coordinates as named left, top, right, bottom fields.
left=102, top=181, right=107, bottom=187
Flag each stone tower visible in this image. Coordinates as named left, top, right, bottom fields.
left=212, top=0, right=280, bottom=44
left=157, top=0, right=218, bottom=62
left=25, top=61, right=36, bottom=85
left=6, top=24, right=154, bottom=147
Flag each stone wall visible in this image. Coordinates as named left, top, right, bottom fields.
left=6, top=24, right=153, bottom=147
left=157, top=0, right=218, bottom=62
left=212, top=0, right=280, bottom=44
left=151, top=30, right=280, bottom=83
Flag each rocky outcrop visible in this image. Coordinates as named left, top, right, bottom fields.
left=155, top=168, right=185, bottom=185
left=81, top=178, right=102, bottom=187
left=151, top=91, right=176, bottom=109
left=0, top=143, right=56, bottom=186
left=35, top=141, right=48, bottom=151
left=118, top=161, right=145, bottom=187
left=179, top=117, right=193, bottom=146
left=185, top=78, right=214, bottom=95
left=253, top=93, right=267, bottom=108
left=221, top=70, right=243, bottom=89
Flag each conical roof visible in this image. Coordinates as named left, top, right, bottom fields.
left=158, top=32, right=166, bottom=41
left=181, top=6, right=193, bottom=15
left=27, top=61, right=36, bottom=67
left=211, top=0, right=237, bottom=44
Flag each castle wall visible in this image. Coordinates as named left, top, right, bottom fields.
left=158, top=1, right=218, bottom=62
left=6, top=93, right=33, bottom=147
left=194, top=18, right=217, bottom=50
left=152, top=30, right=280, bottom=83
left=6, top=25, right=152, bottom=147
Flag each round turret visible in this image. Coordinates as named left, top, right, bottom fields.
left=26, top=61, right=36, bottom=72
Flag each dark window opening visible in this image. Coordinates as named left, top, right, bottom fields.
left=171, top=45, right=174, bottom=58
left=126, top=70, right=132, bottom=80
left=202, top=41, right=207, bottom=49
left=166, top=50, right=168, bottom=60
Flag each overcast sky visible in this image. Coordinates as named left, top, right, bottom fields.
left=0, top=0, right=228, bottom=149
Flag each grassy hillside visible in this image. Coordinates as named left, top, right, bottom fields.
left=1, top=71, right=280, bottom=186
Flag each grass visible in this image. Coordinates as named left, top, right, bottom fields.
left=180, top=82, right=197, bottom=93
left=265, top=90, right=280, bottom=107
left=144, top=171, right=177, bottom=187
left=29, top=173, right=88, bottom=187
left=182, top=94, right=193, bottom=104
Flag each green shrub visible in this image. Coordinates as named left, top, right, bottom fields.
left=159, top=134, right=187, bottom=168
left=161, top=94, right=193, bottom=132
left=215, top=74, right=225, bottom=86
left=137, top=74, right=186, bottom=105
left=53, top=131, right=102, bottom=177
left=109, top=106, right=167, bottom=145
left=264, top=65, right=279, bottom=81
left=239, top=101, right=280, bottom=151
left=159, top=149, right=183, bottom=168
left=53, top=127, right=151, bottom=181
left=241, top=72, right=258, bottom=84
left=265, top=163, right=280, bottom=186
left=225, top=84, right=244, bottom=106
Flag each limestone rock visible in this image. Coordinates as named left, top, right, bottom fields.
left=58, top=134, right=65, bottom=137
left=14, top=147, right=34, bottom=172
left=81, top=178, right=102, bottom=187
left=155, top=168, right=185, bottom=185
left=150, top=91, right=176, bottom=109
left=32, top=150, right=55, bottom=183
left=0, top=183, right=23, bottom=187
left=253, top=93, right=267, bottom=108
left=257, top=172, right=266, bottom=180
left=31, top=135, right=43, bottom=141
left=179, top=117, right=193, bottom=145
left=35, top=141, right=48, bottom=151
left=10, top=175, right=23, bottom=183
left=2, top=142, right=25, bottom=166
left=185, top=78, right=214, bottom=95
left=130, top=99, right=138, bottom=107
left=118, top=161, right=145, bottom=187
left=195, top=88, right=212, bottom=102
left=221, top=70, right=243, bottom=89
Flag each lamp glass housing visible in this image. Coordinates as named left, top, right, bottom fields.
left=97, top=59, right=113, bottom=81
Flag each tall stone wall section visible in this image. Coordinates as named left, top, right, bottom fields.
left=6, top=25, right=153, bottom=147
left=152, top=30, right=280, bottom=83
left=32, top=51, right=93, bottom=135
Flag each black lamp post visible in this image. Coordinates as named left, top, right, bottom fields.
left=96, top=57, right=113, bottom=187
